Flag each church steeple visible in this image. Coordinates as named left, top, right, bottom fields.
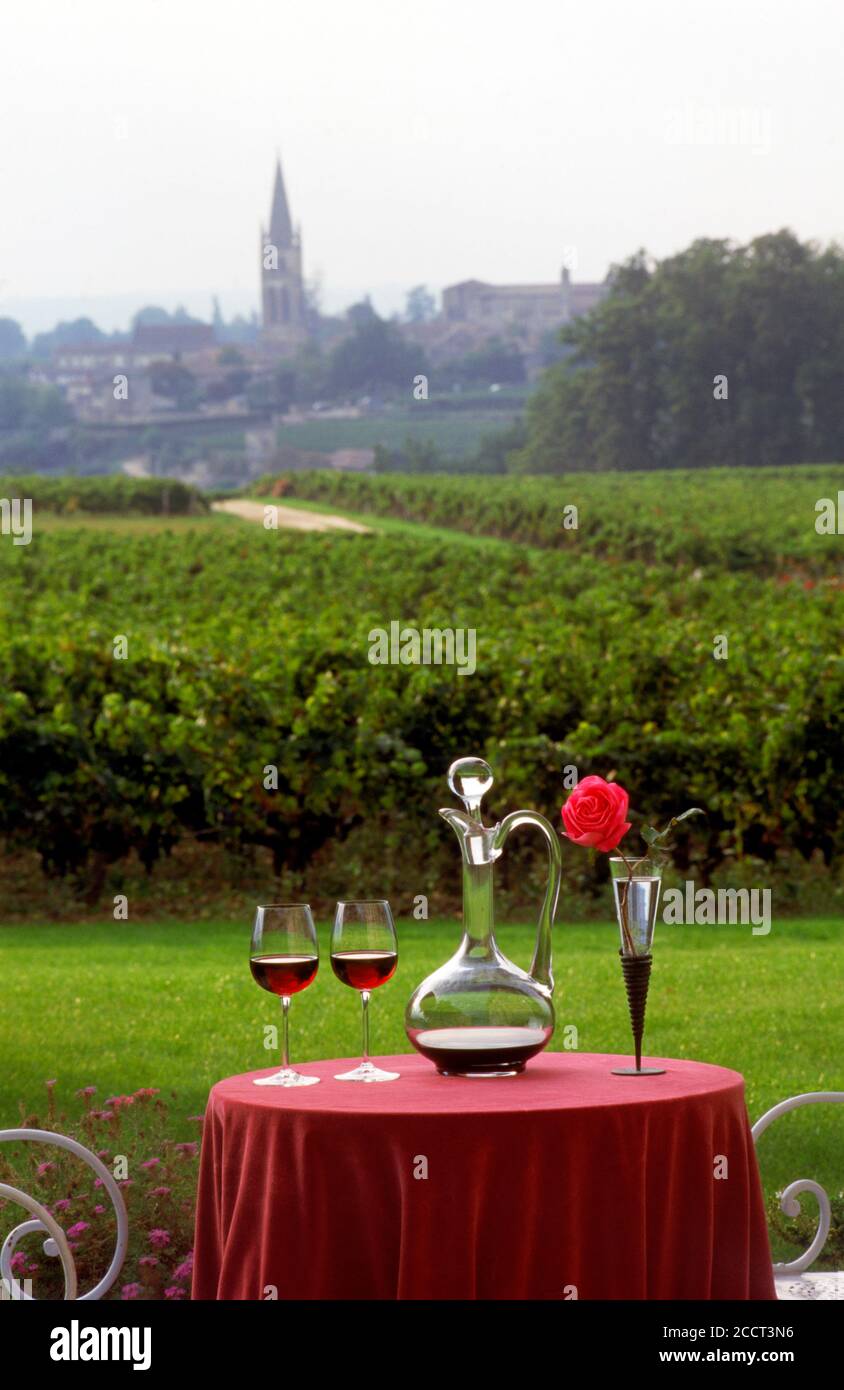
left=260, top=155, right=308, bottom=358
left=268, top=156, right=294, bottom=249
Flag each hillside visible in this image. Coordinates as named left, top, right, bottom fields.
left=1, top=469, right=842, bottom=916
left=248, top=465, right=844, bottom=572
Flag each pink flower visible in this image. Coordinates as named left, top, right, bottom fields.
left=93, top=1205, right=106, bottom=1216
left=148, top=1228, right=171, bottom=1249
left=173, top=1254, right=194, bottom=1281
left=36, top=1161, right=56, bottom=1176
left=10, top=1252, right=27, bottom=1273
left=165, top=1286, right=186, bottom=1300
left=150, top=1186, right=172, bottom=1198
left=53, top=1199, right=71, bottom=1213
left=106, top=1095, right=135, bottom=1109
left=173, top=1142, right=197, bottom=1158
left=93, top=1177, right=104, bottom=1188
left=138, top=1256, right=159, bottom=1269
left=66, top=1222, right=90, bottom=1239
left=561, top=775, right=631, bottom=853
left=76, top=1086, right=97, bottom=1098
left=121, top=1283, right=142, bottom=1300
left=140, top=1158, right=161, bottom=1170
left=45, top=1079, right=57, bottom=1089
left=133, top=1088, right=160, bottom=1101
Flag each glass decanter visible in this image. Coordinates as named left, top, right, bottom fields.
left=405, top=757, right=562, bottom=1076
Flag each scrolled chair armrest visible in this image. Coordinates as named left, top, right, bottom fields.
left=751, top=1092, right=844, bottom=1275
left=0, top=1129, right=128, bottom=1301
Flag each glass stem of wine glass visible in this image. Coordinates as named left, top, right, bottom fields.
left=360, top=989, right=371, bottom=1063
left=280, top=996, right=291, bottom=1070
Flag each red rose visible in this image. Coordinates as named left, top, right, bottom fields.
left=561, top=775, right=631, bottom=853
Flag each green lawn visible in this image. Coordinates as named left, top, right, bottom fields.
left=2, top=917, right=841, bottom=1213
left=252, top=493, right=516, bottom=550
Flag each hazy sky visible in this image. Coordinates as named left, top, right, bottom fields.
left=2, top=0, right=843, bottom=333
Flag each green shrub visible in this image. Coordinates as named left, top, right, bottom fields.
left=249, top=465, right=844, bottom=573
left=0, top=473, right=206, bottom=516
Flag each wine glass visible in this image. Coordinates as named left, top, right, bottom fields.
left=331, top=900, right=399, bottom=1082
left=250, top=903, right=320, bottom=1087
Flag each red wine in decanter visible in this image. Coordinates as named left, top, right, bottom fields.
left=407, top=1025, right=553, bottom=1076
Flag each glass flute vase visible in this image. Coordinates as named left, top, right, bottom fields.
left=609, top=857, right=665, bottom=1077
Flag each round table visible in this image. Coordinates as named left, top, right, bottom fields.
left=192, top=1052, right=776, bottom=1301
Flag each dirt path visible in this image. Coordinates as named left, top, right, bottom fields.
left=212, top=499, right=371, bottom=533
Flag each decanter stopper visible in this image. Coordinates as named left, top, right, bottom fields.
left=447, top=757, right=494, bottom=820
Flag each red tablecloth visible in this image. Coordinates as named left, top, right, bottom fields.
left=192, top=1051, right=775, bottom=1301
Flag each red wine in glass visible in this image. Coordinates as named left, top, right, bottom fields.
left=250, top=904, right=320, bottom=1088
left=251, top=954, right=319, bottom=996
left=330, top=949, right=397, bottom=991
left=330, top=900, right=400, bottom=1082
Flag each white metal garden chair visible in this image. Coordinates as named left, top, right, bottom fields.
left=751, top=1092, right=844, bottom=1301
left=0, top=1129, right=128, bottom=1300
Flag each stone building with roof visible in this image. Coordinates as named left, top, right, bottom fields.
left=403, top=267, right=607, bottom=372
left=440, top=268, right=605, bottom=344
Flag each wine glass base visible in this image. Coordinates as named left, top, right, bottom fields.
left=253, top=1069, right=321, bottom=1087
left=611, top=1066, right=666, bottom=1076
left=334, top=1060, right=400, bottom=1083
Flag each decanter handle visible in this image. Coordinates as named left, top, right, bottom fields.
left=493, top=809, right=561, bottom=994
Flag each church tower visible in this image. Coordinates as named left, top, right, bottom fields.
left=260, top=157, right=309, bottom=356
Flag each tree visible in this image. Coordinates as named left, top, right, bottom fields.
left=171, top=304, right=200, bottom=324
left=0, top=373, right=71, bottom=429
left=471, top=418, right=527, bottom=473
left=536, top=326, right=572, bottom=369
left=405, top=285, right=437, bottom=323
left=31, top=318, right=105, bottom=358
left=132, top=306, right=172, bottom=329
left=345, top=297, right=378, bottom=329
left=516, top=231, right=844, bottom=473
left=204, top=368, right=251, bottom=404
left=328, top=310, right=427, bottom=397
left=439, top=337, right=526, bottom=387
left=218, top=345, right=246, bottom=367
left=0, top=318, right=27, bottom=360
left=132, top=305, right=202, bottom=331
left=246, top=365, right=296, bottom=414
left=148, top=360, right=198, bottom=410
